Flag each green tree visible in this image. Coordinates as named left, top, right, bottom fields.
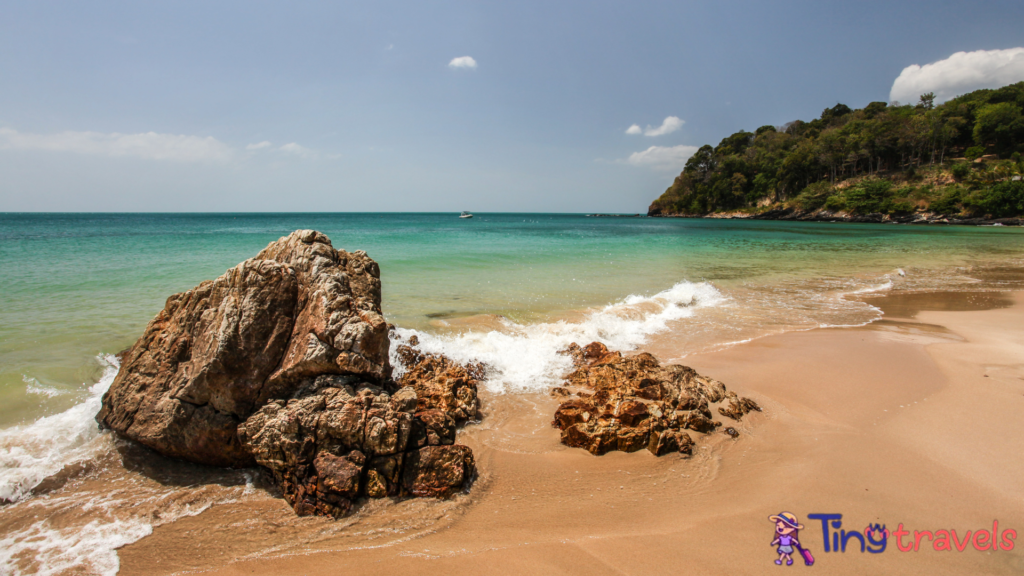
left=973, top=102, right=1024, bottom=156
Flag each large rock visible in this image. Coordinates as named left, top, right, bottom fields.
left=551, top=342, right=760, bottom=456
left=97, top=230, right=391, bottom=467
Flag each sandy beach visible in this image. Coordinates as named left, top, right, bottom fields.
left=109, top=289, right=1024, bottom=575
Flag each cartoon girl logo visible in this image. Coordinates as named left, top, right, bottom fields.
left=770, top=512, right=814, bottom=566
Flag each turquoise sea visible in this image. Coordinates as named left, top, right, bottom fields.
left=3, top=212, right=1024, bottom=427
left=2, top=212, right=1024, bottom=574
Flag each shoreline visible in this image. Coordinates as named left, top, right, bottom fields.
left=114, top=287, right=1024, bottom=575
left=648, top=209, right=1024, bottom=226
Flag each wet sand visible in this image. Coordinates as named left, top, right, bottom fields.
left=119, top=291, right=1024, bottom=575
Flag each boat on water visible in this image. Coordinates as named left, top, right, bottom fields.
left=459, top=211, right=473, bottom=219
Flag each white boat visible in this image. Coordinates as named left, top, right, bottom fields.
left=459, top=211, right=473, bottom=219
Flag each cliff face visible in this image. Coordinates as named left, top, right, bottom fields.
left=97, top=230, right=391, bottom=467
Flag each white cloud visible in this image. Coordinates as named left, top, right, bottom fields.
left=623, top=145, right=699, bottom=170
left=278, top=142, right=316, bottom=158
left=626, top=116, right=685, bottom=137
left=644, top=116, right=684, bottom=137
left=0, top=127, right=233, bottom=162
left=246, top=141, right=272, bottom=150
left=890, top=47, right=1024, bottom=104
left=448, top=56, right=478, bottom=69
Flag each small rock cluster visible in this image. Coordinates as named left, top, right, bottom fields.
left=551, top=342, right=760, bottom=456
left=239, top=371, right=476, bottom=517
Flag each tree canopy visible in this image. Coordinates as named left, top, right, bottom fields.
left=649, top=82, right=1024, bottom=218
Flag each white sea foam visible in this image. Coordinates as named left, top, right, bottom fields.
left=0, top=355, right=119, bottom=503
left=23, top=375, right=64, bottom=398
left=0, top=485, right=236, bottom=576
left=392, top=280, right=727, bottom=394
left=847, top=279, right=894, bottom=295
left=0, top=517, right=152, bottom=576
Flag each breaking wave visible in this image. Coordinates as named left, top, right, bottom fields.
left=0, top=355, right=119, bottom=504
left=391, top=280, right=727, bottom=394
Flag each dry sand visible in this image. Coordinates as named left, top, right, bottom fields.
left=119, top=291, right=1024, bottom=575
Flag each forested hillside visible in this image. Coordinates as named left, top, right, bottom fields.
left=648, top=82, right=1024, bottom=219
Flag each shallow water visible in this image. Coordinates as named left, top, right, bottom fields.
left=2, top=213, right=1024, bottom=574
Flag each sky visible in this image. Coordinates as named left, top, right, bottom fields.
left=2, top=0, right=1024, bottom=213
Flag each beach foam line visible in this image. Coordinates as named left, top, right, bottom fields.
left=0, top=355, right=118, bottom=504
left=391, top=280, right=727, bottom=394
left=0, top=516, right=152, bottom=576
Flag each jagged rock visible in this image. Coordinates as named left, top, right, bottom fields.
left=97, top=230, right=391, bottom=467
left=552, top=342, right=757, bottom=457
left=409, top=409, right=456, bottom=448
left=717, top=392, right=762, bottom=421
left=239, top=374, right=476, bottom=517
left=672, top=410, right=716, bottom=433
left=724, top=427, right=740, bottom=439
left=402, top=445, right=476, bottom=498
left=649, top=428, right=695, bottom=456
left=395, top=345, right=482, bottom=423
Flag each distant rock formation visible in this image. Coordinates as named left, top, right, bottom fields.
left=551, top=342, right=760, bottom=456
left=97, top=230, right=478, bottom=518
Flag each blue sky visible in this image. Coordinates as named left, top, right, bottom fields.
left=2, top=1, right=1024, bottom=212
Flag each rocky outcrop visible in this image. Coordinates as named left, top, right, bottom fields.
left=97, top=230, right=392, bottom=467
left=96, top=230, right=481, bottom=518
left=238, top=374, right=476, bottom=517
left=551, top=342, right=760, bottom=456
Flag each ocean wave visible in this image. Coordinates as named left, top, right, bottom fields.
left=0, top=355, right=118, bottom=504
left=22, top=375, right=65, bottom=399
left=391, top=280, right=727, bottom=394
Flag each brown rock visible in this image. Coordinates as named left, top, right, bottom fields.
left=551, top=341, right=751, bottom=457
left=549, top=386, right=571, bottom=398
left=97, top=230, right=391, bottom=467
left=648, top=428, right=694, bottom=456
left=717, top=393, right=762, bottom=421
left=551, top=398, right=593, bottom=429
left=366, top=454, right=403, bottom=497
left=315, top=451, right=362, bottom=499
left=409, top=409, right=456, bottom=448
left=240, top=371, right=476, bottom=517
left=395, top=345, right=482, bottom=423
left=401, top=445, right=476, bottom=498
left=676, top=410, right=720, bottom=433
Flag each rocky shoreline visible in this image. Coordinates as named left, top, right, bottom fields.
left=95, top=229, right=763, bottom=521
left=648, top=207, right=1023, bottom=226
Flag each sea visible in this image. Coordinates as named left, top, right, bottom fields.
left=2, top=212, right=1023, bottom=574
